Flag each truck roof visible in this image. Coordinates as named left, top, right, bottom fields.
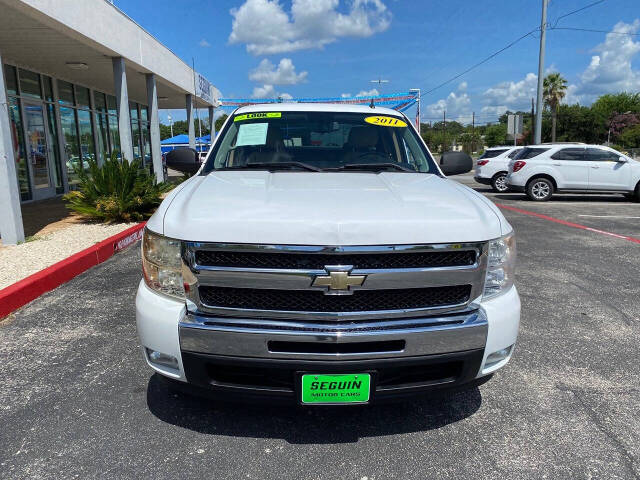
left=233, top=102, right=404, bottom=116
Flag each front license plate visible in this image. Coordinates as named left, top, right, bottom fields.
left=301, top=373, right=371, bottom=404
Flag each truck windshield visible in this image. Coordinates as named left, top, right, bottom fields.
left=201, top=111, right=437, bottom=174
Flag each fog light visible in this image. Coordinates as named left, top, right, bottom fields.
left=485, top=345, right=513, bottom=368
left=146, top=348, right=179, bottom=369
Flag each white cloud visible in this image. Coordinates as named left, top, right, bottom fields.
left=249, top=58, right=308, bottom=85
left=251, top=85, right=293, bottom=99
left=482, top=72, right=538, bottom=111
left=252, top=84, right=277, bottom=98
left=199, top=38, right=211, bottom=47
left=458, top=81, right=467, bottom=92
left=572, top=20, right=640, bottom=102
left=341, top=93, right=352, bottom=98
left=425, top=89, right=472, bottom=123
left=356, top=88, right=379, bottom=97
left=229, top=0, right=391, bottom=55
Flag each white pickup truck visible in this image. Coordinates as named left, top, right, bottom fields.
left=136, top=103, right=520, bottom=405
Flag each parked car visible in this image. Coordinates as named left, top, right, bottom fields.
left=136, top=103, right=520, bottom=405
left=474, top=146, right=522, bottom=192
left=506, top=144, right=640, bottom=201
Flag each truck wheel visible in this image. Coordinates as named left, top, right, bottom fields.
left=526, top=178, right=554, bottom=201
left=491, top=173, right=509, bottom=193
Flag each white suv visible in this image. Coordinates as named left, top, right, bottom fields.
left=506, top=144, right=640, bottom=201
left=474, top=146, right=522, bottom=192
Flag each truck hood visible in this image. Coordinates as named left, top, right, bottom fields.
left=157, top=171, right=505, bottom=245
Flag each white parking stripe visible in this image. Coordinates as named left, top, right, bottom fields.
left=578, top=215, right=640, bottom=219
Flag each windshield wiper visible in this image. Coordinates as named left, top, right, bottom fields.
left=224, top=161, right=321, bottom=172
left=329, top=163, right=415, bottom=173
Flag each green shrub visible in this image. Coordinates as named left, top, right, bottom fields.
left=63, top=152, right=173, bottom=222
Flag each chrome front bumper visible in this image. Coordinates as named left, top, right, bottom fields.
left=179, top=309, right=488, bottom=362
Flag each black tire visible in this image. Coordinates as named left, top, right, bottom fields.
left=526, top=177, right=554, bottom=201
left=626, top=183, right=640, bottom=202
left=491, top=172, right=509, bottom=193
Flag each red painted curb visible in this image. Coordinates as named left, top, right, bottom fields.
left=0, top=222, right=146, bottom=318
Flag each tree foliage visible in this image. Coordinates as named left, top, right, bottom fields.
left=484, top=124, right=508, bottom=147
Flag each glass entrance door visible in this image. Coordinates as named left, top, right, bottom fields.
left=23, top=102, right=55, bottom=200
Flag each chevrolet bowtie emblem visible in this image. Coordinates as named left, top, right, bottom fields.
left=312, top=270, right=366, bottom=294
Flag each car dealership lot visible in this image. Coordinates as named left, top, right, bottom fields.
left=1, top=178, right=639, bottom=480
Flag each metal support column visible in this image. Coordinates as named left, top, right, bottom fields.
left=146, top=74, right=164, bottom=183
left=0, top=53, right=25, bottom=244
left=534, top=0, right=548, bottom=145
left=208, top=105, right=215, bottom=141
left=112, top=57, right=134, bottom=162
left=186, top=94, right=195, bottom=150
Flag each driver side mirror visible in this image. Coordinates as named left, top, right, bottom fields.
left=440, top=151, right=473, bottom=176
left=617, top=156, right=628, bottom=163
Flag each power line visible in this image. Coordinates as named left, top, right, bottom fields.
left=420, top=27, right=540, bottom=99
left=550, top=26, right=640, bottom=37
left=552, top=0, right=605, bottom=27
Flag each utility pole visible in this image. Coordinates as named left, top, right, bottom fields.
left=168, top=114, right=173, bottom=138
left=530, top=98, right=535, bottom=145
left=443, top=110, right=446, bottom=152
left=472, top=112, right=475, bottom=153
left=534, top=0, right=548, bottom=144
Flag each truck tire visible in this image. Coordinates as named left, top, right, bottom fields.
left=491, top=172, right=509, bottom=193
left=526, top=177, right=554, bottom=201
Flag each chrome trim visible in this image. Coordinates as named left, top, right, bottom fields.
left=179, top=310, right=488, bottom=361
left=182, top=241, right=487, bottom=320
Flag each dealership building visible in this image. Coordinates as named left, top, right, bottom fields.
left=0, top=0, right=220, bottom=244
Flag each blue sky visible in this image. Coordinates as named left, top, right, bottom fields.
left=116, top=0, right=640, bottom=125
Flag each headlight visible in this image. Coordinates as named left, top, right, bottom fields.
left=483, top=232, right=516, bottom=299
left=142, top=228, right=184, bottom=299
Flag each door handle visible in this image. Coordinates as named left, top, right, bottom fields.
left=591, top=166, right=599, bottom=169
left=552, top=163, right=561, bottom=166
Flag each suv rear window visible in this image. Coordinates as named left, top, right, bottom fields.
left=479, top=149, right=508, bottom=159
left=551, top=148, right=585, bottom=160
left=514, top=147, right=550, bottom=159
left=507, top=148, right=522, bottom=159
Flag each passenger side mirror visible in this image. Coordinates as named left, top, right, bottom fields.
left=166, top=147, right=201, bottom=174
left=439, top=151, right=473, bottom=176
left=617, top=156, right=628, bottom=163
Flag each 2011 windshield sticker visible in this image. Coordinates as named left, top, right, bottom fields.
left=364, top=115, right=407, bottom=127
left=234, top=112, right=282, bottom=122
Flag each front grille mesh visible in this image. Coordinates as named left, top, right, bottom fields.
left=195, top=250, right=476, bottom=270
left=199, top=285, right=471, bottom=313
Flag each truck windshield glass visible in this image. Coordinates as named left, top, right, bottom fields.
left=202, top=112, right=436, bottom=173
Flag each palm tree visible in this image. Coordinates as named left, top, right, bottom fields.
left=543, top=73, right=568, bottom=142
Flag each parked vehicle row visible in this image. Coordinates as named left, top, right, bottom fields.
left=475, top=143, right=640, bottom=202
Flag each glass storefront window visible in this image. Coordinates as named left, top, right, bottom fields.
left=77, top=109, right=96, bottom=165
left=18, top=69, right=41, bottom=99
left=43, top=76, right=54, bottom=102
left=107, top=95, right=117, bottom=116
left=130, top=102, right=139, bottom=121
left=141, top=121, right=151, bottom=169
left=108, top=114, right=120, bottom=159
left=76, top=86, right=91, bottom=109
left=96, top=113, right=109, bottom=162
left=95, top=92, right=107, bottom=113
left=4, top=64, right=18, bottom=95
left=131, top=117, right=141, bottom=161
left=8, top=97, right=31, bottom=200
left=60, top=107, right=81, bottom=186
left=58, top=81, right=74, bottom=105
left=140, top=106, right=149, bottom=122
left=46, top=104, right=64, bottom=193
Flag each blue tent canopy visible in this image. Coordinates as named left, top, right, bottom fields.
left=161, top=134, right=190, bottom=145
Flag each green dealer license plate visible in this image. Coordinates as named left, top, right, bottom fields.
left=301, top=373, right=371, bottom=404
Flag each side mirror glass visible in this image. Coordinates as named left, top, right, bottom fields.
left=440, top=151, right=473, bottom=176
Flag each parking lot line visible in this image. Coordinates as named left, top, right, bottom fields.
left=496, top=203, right=640, bottom=245
left=578, top=215, right=640, bottom=219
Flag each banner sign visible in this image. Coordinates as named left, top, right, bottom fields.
left=196, top=73, right=213, bottom=104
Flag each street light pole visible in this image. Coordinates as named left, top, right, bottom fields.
left=534, top=0, right=548, bottom=144
left=167, top=114, right=173, bottom=138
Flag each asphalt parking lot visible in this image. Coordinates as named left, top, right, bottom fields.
left=1, top=177, right=639, bottom=480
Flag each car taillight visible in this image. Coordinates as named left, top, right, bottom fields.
left=513, top=161, right=526, bottom=172
left=477, top=160, right=489, bottom=166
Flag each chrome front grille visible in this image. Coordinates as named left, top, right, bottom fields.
left=182, top=242, right=487, bottom=321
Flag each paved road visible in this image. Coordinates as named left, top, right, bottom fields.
left=1, top=179, right=639, bottom=479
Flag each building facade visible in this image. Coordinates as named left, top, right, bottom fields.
left=0, top=0, right=220, bottom=244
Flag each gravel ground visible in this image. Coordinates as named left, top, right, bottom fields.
left=0, top=222, right=135, bottom=289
